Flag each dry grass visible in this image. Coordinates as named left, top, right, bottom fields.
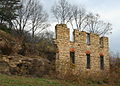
left=52, top=57, right=120, bottom=86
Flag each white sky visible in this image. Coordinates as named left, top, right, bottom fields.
left=40, top=0, right=120, bottom=52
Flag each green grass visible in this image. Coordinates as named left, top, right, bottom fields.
left=0, top=74, right=76, bottom=86
left=0, top=74, right=119, bottom=86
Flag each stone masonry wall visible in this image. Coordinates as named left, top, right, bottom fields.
left=54, top=24, right=110, bottom=77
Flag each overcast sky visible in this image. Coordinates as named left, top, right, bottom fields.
left=40, top=0, right=120, bottom=52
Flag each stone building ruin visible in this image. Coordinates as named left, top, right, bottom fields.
left=54, top=24, right=110, bottom=76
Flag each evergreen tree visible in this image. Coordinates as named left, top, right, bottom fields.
left=0, top=0, right=21, bottom=28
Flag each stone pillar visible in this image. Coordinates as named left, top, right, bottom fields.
left=55, top=24, right=70, bottom=75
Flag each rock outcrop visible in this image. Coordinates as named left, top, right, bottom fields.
left=0, top=55, right=51, bottom=77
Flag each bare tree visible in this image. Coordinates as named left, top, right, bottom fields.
left=70, top=5, right=87, bottom=30
left=69, top=7, right=112, bottom=36
left=51, top=0, right=112, bottom=36
left=51, top=0, right=73, bottom=24
left=12, top=0, right=32, bottom=39
left=12, top=0, right=49, bottom=41
left=85, top=13, right=112, bottom=36
left=30, top=0, right=49, bottom=42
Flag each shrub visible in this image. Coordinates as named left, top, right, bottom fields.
left=0, top=23, right=11, bottom=33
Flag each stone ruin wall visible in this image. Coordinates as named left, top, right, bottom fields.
left=54, top=24, right=110, bottom=77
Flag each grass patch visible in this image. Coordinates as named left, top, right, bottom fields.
left=0, top=74, right=119, bottom=86
left=0, top=74, right=76, bottom=86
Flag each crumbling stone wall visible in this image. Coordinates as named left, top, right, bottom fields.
left=54, top=24, right=110, bottom=77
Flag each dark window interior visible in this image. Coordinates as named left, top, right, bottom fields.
left=86, top=54, right=90, bottom=69
left=70, top=52, right=75, bottom=64
left=100, top=56, right=104, bottom=69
